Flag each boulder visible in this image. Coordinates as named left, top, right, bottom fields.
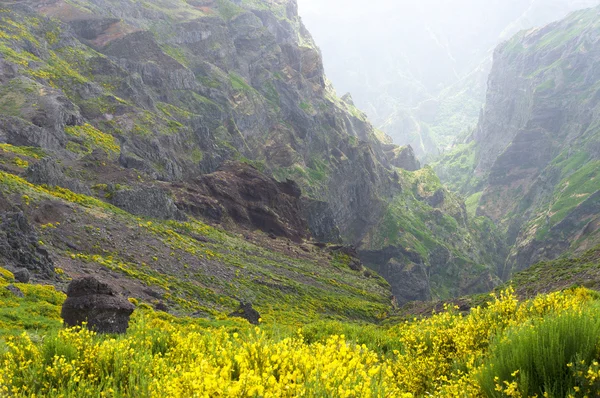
left=61, top=277, right=135, bottom=334
left=12, top=268, right=30, bottom=283
left=5, top=284, right=24, bottom=298
left=229, top=301, right=260, bottom=325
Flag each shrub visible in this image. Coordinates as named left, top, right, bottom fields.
left=479, top=305, right=600, bottom=397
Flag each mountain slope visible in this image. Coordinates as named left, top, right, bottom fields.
left=0, top=0, right=503, bottom=306
left=437, top=6, right=600, bottom=279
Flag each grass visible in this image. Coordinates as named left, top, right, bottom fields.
left=479, top=305, right=600, bottom=397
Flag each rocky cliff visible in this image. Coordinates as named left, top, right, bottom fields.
left=438, top=6, right=600, bottom=278
left=0, top=0, right=501, bottom=305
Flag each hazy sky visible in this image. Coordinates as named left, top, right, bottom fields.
left=295, top=0, right=600, bottom=111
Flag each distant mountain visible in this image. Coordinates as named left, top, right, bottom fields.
left=436, top=5, right=600, bottom=278
left=299, top=0, right=600, bottom=156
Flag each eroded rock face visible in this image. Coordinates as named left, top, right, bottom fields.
left=301, top=199, right=341, bottom=244
left=177, top=162, right=310, bottom=242
left=111, top=186, right=185, bottom=220
left=27, top=158, right=91, bottom=195
left=360, top=246, right=431, bottom=304
left=463, top=8, right=600, bottom=275
left=61, top=277, right=135, bottom=334
left=0, top=209, right=54, bottom=277
left=388, top=145, right=421, bottom=171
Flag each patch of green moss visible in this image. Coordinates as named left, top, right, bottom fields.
left=465, top=191, right=483, bottom=218
left=229, top=72, right=253, bottom=93
left=216, top=0, right=244, bottom=21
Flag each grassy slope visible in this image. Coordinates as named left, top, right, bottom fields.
left=0, top=167, right=392, bottom=326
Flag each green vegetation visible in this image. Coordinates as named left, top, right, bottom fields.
left=216, top=0, right=244, bottom=21
left=1, top=283, right=600, bottom=396
left=0, top=268, right=64, bottom=338
left=508, top=245, right=600, bottom=297
left=465, top=191, right=483, bottom=218
left=65, top=124, right=120, bottom=157
left=229, top=72, right=253, bottom=93
left=479, top=306, right=600, bottom=397
left=0, top=144, right=45, bottom=160
left=432, top=141, right=481, bottom=194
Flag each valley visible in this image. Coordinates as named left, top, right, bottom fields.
left=0, top=0, right=599, bottom=396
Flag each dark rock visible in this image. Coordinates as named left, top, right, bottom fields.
left=5, top=284, right=24, bottom=298
left=360, top=246, right=430, bottom=303
left=301, top=199, right=342, bottom=244
left=425, top=189, right=445, bottom=208
left=27, top=158, right=91, bottom=195
left=111, top=186, right=185, bottom=221
left=0, top=211, right=54, bottom=277
left=389, top=145, right=421, bottom=171
left=154, top=301, right=169, bottom=312
left=179, top=162, right=309, bottom=242
left=228, top=301, right=260, bottom=325
left=330, top=245, right=363, bottom=271
left=61, top=277, right=135, bottom=334
left=143, top=288, right=163, bottom=299
left=12, top=268, right=30, bottom=283
left=341, top=93, right=355, bottom=106
left=69, top=18, right=121, bottom=41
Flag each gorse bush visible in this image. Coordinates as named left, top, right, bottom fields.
left=1, top=287, right=600, bottom=397
left=479, top=305, right=600, bottom=398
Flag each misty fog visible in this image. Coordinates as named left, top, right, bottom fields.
left=297, top=0, right=600, bottom=155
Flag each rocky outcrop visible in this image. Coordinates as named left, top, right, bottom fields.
left=12, top=268, right=30, bottom=283
left=177, top=162, right=309, bottom=242
left=360, top=246, right=431, bottom=303
left=27, top=158, right=91, bottom=195
left=449, top=6, right=600, bottom=276
left=61, top=277, right=135, bottom=334
left=0, top=210, right=54, bottom=277
left=111, top=186, right=185, bottom=221
left=301, top=199, right=341, bottom=243
left=388, top=145, right=421, bottom=171
left=228, top=301, right=261, bottom=325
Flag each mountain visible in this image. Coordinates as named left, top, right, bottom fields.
left=299, top=0, right=600, bottom=157
left=436, top=5, right=600, bottom=279
left=0, top=0, right=503, bottom=313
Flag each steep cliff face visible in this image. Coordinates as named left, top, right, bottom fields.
left=0, top=0, right=501, bottom=304
left=445, top=6, right=600, bottom=277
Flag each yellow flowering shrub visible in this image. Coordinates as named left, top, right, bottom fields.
left=0, top=288, right=596, bottom=397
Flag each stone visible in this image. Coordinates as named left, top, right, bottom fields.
left=27, top=158, right=91, bottom=195
left=228, top=301, right=260, bottom=325
left=5, top=284, right=24, bottom=298
left=179, top=162, right=310, bottom=242
left=61, top=277, right=135, bottom=334
left=389, top=145, right=420, bottom=172
left=111, top=186, right=185, bottom=221
left=0, top=211, right=54, bottom=277
left=12, top=268, right=30, bottom=283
